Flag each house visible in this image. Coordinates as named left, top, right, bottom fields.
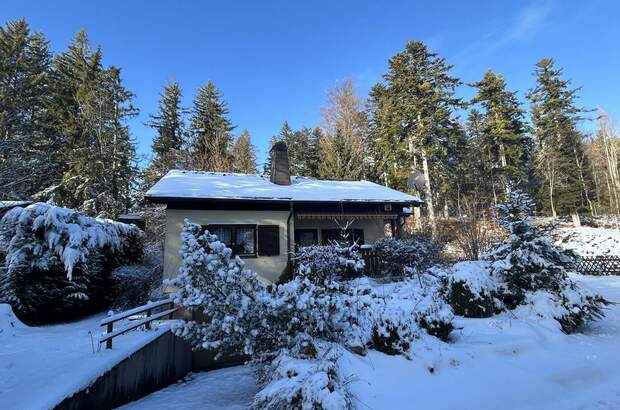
left=145, top=142, right=422, bottom=283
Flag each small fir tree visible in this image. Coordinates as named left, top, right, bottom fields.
left=483, top=189, right=607, bottom=332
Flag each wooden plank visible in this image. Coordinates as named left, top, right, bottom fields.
left=99, top=307, right=178, bottom=345
left=100, top=298, right=173, bottom=326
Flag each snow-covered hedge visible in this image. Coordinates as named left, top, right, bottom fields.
left=169, top=219, right=455, bottom=409
left=372, top=236, right=444, bottom=276
left=443, top=190, right=608, bottom=333
left=0, top=203, right=143, bottom=324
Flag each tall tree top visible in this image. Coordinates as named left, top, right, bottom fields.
left=190, top=80, right=234, bottom=136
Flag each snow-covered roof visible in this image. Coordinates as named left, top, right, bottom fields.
left=146, top=170, right=421, bottom=204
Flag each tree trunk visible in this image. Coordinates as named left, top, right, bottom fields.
left=421, top=151, right=435, bottom=222
left=571, top=213, right=581, bottom=227
left=549, top=176, right=557, bottom=219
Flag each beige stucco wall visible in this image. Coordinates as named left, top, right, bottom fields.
left=164, top=209, right=292, bottom=284
left=294, top=217, right=388, bottom=244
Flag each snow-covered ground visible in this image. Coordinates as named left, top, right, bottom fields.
left=120, top=366, right=258, bottom=410
left=555, top=227, right=620, bottom=256
left=118, top=274, right=620, bottom=410
left=342, top=274, right=620, bottom=410
left=0, top=306, right=167, bottom=409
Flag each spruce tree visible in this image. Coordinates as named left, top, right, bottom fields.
left=232, top=129, right=258, bottom=174
left=469, top=70, right=531, bottom=204
left=144, top=80, right=187, bottom=187
left=41, top=30, right=138, bottom=217
left=263, top=135, right=278, bottom=176
left=368, top=40, right=462, bottom=220
left=189, top=81, right=234, bottom=171
left=0, top=20, right=56, bottom=199
left=527, top=58, right=594, bottom=218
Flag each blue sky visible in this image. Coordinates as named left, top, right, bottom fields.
left=2, top=0, right=619, bottom=168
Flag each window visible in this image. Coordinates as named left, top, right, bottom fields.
left=206, top=224, right=257, bottom=256
left=321, top=229, right=365, bottom=245
left=295, top=229, right=318, bottom=248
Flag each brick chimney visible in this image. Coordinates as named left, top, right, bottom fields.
left=270, top=141, right=291, bottom=185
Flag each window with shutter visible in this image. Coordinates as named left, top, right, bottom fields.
left=257, top=225, right=280, bottom=256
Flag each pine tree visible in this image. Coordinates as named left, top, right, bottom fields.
left=263, top=135, right=278, bottom=176
left=0, top=20, right=57, bottom=200
left=368, top=41, right=463, bottom=220
left=232, top=129, right=258, bottom=174
left=189, top=81, right=234, bottom=171
left=527, top=58, right=594, bottom=218
left=264, top=122, right=321, bottom=178
left=469, top=70, right=531, bottom=204
left=301, top=127, right=321, bottom=178
left=318, top=80, right=367, bottom=180
left=144, top=80, right=187, bottom=187
left=40, top=30, right=138, bottom=217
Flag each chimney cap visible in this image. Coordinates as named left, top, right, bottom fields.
left=271, top=140, right=288, bottom=152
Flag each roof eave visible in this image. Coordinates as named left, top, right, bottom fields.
left=145, top=195, right=422, bottom=206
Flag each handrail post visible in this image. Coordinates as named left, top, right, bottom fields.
left=106, top=323, right=113, bottom=349
left=145, top=309, right=152, bottom=330
left=168, top=301, right=174, bottom=319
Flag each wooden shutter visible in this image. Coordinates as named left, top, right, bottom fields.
left=257, top=225, right=280, bottom=256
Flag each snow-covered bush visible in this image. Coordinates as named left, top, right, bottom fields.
left=443, top=261, right=500, bottom=318
left=252, top=341, right=353, bottom=410
left=166, top=220, right=268, bottom=356
left=0, top=203, right=143, bottom=324
left=293, top=244, right=365, bottom=284
left=171, top=219, right=455, bottom=409
left=444, top=190, right=607, bottom=333
left=372, top=236, right=443, bottom=276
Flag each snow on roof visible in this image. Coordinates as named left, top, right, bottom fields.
left=146, top=170, right=421, bottom=204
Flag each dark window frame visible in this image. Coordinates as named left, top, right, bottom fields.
left=204, top=224, right=258, bottom=257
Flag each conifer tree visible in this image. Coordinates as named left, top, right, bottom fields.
left=469, top=70, right=531, bottom=204
left=232, top=129, right=258, bottom=174
left=527, top=58, right=594, bottom=218
left=144, top=80, right=187, bottom=187
left=368, top=41, right=462, bottom=220
left=41, top=30, right=138, bottom=217
left=0, top=20, right=56, bottom=199
left=265, top=122, right=321, bottom=178
left=263, top=135, right=278, bottom=176
left=189, top=81, right=234, bottom=171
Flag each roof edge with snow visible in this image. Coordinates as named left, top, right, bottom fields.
left=145, top=170, right=422, bottom=205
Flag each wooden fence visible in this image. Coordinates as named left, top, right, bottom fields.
left=573, top=256, right=620, bottom=276
left=359, top=249, right=384, bottom=277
